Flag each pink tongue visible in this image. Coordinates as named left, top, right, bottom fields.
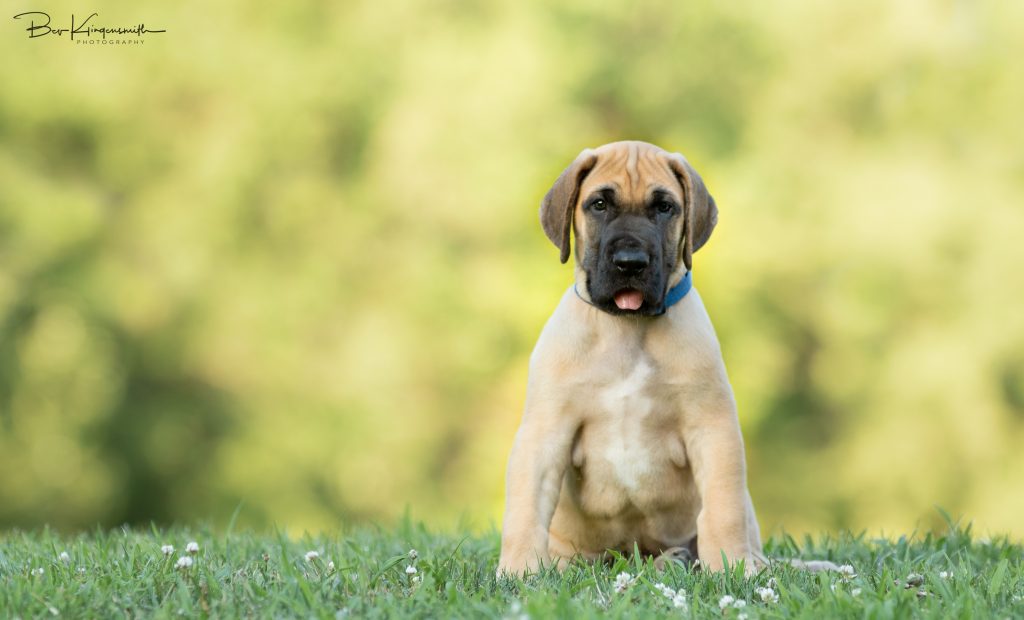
left=614, top=289, right=644, bottom=311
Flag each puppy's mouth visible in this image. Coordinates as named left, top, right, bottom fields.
left=613, top=288, right=645, bottom=311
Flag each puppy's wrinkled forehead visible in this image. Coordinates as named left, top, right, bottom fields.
left=578, top=141, right=682, bottom=208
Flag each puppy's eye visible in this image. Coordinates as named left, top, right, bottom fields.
left=591, top=199, right=607, bottom=212
left=656, top=201, right=674, bottom=214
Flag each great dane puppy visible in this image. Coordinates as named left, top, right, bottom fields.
left=498, top=140, right=764, bottom=576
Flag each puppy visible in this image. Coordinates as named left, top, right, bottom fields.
left=498, top=141, right=805, bottom=576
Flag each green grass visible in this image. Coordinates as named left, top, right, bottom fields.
left=1, top=520, right=1021, bottom=618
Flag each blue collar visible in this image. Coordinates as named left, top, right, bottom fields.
left=661, top=271, right=693, bottom=311
left=574, top=271, right=693, bottom=316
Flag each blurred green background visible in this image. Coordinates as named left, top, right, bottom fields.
left=2, top=0, right=1023, bottom=538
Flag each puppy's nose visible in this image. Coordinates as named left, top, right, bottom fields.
left=612, top=248, right=649, bottom=274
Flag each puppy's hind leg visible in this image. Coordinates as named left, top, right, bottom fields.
left=743, top=493, right=843, bottom=572
left=781, top=558, right=844, bottom=572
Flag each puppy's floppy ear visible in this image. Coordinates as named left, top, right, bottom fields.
left=540, top=149, right=598, bottom=263
left=665, top=152, right=718, bottom=271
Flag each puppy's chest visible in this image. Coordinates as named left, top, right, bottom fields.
left=570, top=358, right=688, bottom=497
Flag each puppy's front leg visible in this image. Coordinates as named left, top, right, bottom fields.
left=497, top=399, right=575, bottom=577
left=684, top=396, right=759, bottom=573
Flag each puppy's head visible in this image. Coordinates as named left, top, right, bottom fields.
left=540, top=141, right=718, bottom=315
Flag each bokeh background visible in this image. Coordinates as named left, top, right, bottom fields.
left=2, top=0, right=1023, bottom=538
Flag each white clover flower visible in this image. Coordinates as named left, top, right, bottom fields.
left=613, top=572, right=634, bottom=593
left=851, top=587, right=862, bottom=596
left=939, top=571, right=951, bottom=579
left=733, top=599, right=747, bottom=609
left=186, top=542, right=199, bottom=554
left=412, top=575, right=422, bottom=584
left=653, top=583, right=686, bottom=608
left=77, top=567, right=86, bottom=574
left=327, top=560, right=335, bottom=571
left=175, top=556, right=193, bottom=569
left=304, top=551, right=320, bottom=562
left=59, top=551, right=71, bottom=563
left=756, top=586, right=779, bottom=603
left=405, top=564, right=417, bottom=575
left=161, top=545, right=175, bottom=556
left=408, top=549, right=418, bottom=560
left=837, top=564, right=856, bottom=578
left=31, top=567, right=44, bottom=576
left=671, top=592, right=688, bottom=609
left=737, top=613, right=748, bottom=620
left=718, top=595, right=735, bottom=609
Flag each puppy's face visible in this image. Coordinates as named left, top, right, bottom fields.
left=574, top=148, right=685, bottom=315
left=540, top=141, right=718, bottom=316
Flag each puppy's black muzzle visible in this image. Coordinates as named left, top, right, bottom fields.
left=586, top=223, right=668, bottom=315
left=611, top=247, right=650, bottom=276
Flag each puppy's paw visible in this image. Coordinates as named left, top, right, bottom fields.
left=495, top=553, right=545, bottom=579
left=742, top=556, right=766, bottom=577
left=699, top=553, right=764, bottom=575
left=653, top=546, right=697, bottom=571
left=495, top=561, right=526, bottom=579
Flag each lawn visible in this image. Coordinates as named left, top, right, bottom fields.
left=1, top=518, right=1021, bottom=618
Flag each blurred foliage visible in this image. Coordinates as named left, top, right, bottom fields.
left=1, top=0, right=1023, bottom=537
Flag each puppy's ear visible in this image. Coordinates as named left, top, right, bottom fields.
left=665, top=153, right=718, bottom=271
left=540, top=149, right=598, bottom=263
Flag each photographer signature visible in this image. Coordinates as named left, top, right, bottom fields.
left=12, top=12, right=166, bottom=40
